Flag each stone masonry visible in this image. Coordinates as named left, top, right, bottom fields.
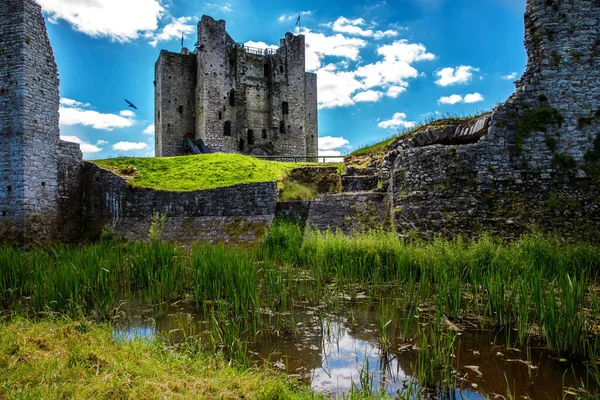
left=383, top=0, right=600, bottom=239
left=155, top=15, right=318, bottom=158
left=0, top=0, right=82, bottom=244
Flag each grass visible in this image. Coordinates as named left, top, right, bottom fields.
left=94, top=153, right=341, bottom=194
left=346, top=113, right=490, bottom=167
left=1, top=221, right=600, bottom=398
left=0, top=318, right=321, bottom=400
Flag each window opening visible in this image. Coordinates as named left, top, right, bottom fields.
left=248, top=130, right=255, bottom=145
left=280, top=120, right=286, bottom=134
left=262, top=129, right=267, bottom=139
left=218, top=111, right=222, bottom=120
left=224, top=121, right=231, bottom=136
left=229, top=89, right=235, bottom=106
left=282, top=102, right=289, bottom=115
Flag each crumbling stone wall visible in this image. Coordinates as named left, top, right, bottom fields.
left=388, top=0, right=600, bottom=239
left=0, top=0, right=82, bottom=244
left=82, top=163, right=277, bottom=243
left=155, top=15, right=318, bottom=158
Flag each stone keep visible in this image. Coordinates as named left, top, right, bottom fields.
left=0, top=0, right=83, bottom=244
left=155, top=16, right=318, bottom=158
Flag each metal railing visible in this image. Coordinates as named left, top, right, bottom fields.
left=253, top=155, right=346, bottom=163
left=237, top=43, right=277, bottom=56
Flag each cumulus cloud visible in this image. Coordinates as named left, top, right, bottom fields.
left=304, top=28, right=368, bottom=71
left=315, top=39, right=434, bottom=109
left=148, top=16, right=195, bottom=47
left=435, top=66, right=479, bottom=87
left=60, top=135, right=103, bottom=154
left=438, top=93, right=484, bottom=104
left=278, top=11, right=312, bottom=22
left=143, top=124, right=155, bottom=135
left=59, top=98, right=136, bottom=131
left=119, top=110, right=136, bottom=117
left=464, top=92, right=484, bottom=103
left=353, top=90, right=384, bottom=103
left=38, top=0, right=164, bottom=42
left=318, top=136, right=350, bottom=151
left=113, top=142, right=149, bottom=151
left=96, top=140, right=109, bottom=145
left=378, top=112, right=416, bottom=129
left=386, top=85, right=407, bottom=98
left=329, top=17, right=399, bottom=39
left=502, top=72, right=518, bottom=80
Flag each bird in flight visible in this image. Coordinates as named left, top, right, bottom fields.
left=124, top=99, right=138, bottom=110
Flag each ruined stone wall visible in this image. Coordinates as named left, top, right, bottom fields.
left=81, top=163, right=277, bottom=243
left=155, top=50, right=197, bottom=157
left=56, top=140, right=83, bottom=241
left=389, top=0, right=600, bottom=239
left=0, top=0, right=71, bottom=244
left=156, top=15, right=318, bottom=157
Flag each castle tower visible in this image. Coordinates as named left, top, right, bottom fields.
left=0, top=0, right=61, bottom=244
left=155, top=15, right=318, bottom=158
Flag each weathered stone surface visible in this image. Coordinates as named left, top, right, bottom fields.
left=341, top=175, right=379, bottom=192
left=307, top=192, right=389, bottom=233
left=276, top=201, right=311, bottom=223
left=155, top=16, right=318, bottom=158
left=82, top=163, right=277, bottom=243
left=386, top=0, right=600, bottom=240
left=0, top=0, right=82, bottom=244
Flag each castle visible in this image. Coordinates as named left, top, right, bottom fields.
left=154, top=16, right=318, bottom=158
left=1, top=0, right=599, bottom=246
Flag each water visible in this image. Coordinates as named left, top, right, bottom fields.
left=113, top=298, right=596, bottom=399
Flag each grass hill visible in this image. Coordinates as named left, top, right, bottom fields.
left=93, top=153, right=342, bottom=200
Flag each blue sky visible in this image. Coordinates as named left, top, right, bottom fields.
left=39, top=0, right=527, bottom=159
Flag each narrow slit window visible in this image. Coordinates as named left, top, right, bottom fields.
left=248, top=129, right=255, bottom=145
left=178, top=105, right=183, bottom=114
left=218, top=111, right=222, bottom=120
left=224, top=121, right=231, bottom=136
left=262, top=129, right=267, bottom=139
left=282, top=101, right=289, bottom=115
left=264, top=64, right=269, bottom=77
left=280, top=120, right=286, bottom=134
left=229, top=89, right=235, bottom=107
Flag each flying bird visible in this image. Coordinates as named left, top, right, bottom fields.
left=124, top=99, right=138, bottom=110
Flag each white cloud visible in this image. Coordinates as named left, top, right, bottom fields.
left=59, top=98, right=136, bottom=131
left=60, top=98, right=90, bottom=108
left=435, top=66, right=479, bottom=87
left=319, top=149, right=342, bottom=156
left=353, top=90, right=384, bottom=103
left=374, top=29, right=399, bottom=40
left=314, top=39, right=434, bottom=109
left=244, top=41, right=279, bottom=51
left=113, top=142, right=150, bottom=151
left=386, top=85, right=407, bottom=98
left=96, top=140, right=109, bottom=145
left=438, top=94, right=464, bottom=105
left=378, top=112, right=416, bottom=129
left=502, top=72, right=518, bottom=80
left=119, top=110, right=136, bottom=117
left=278, top=11, right=312, bottom=22
left=148, top=16, right=195, bottom=47
left=304, top=28, right=367, bottom=71
left=38, top=0, right=164, bottom=42
left=60, top=135, right=103, bottom=154
left=143, top=124, right=155, bottom=135
left=329, top=17, right=399, bottom=40
left=463, top=92, right=484, bottom=103
left=319, top=136, right=350, bottom=151
left=206, top=3, right=233, bottom=13
left=438, top=93, right=484, bottom=104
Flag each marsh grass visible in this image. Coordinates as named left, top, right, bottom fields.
left=1, top=220, right=600, bottom=397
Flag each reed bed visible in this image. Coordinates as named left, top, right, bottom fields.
left=1, top=220, right=600, bottom=397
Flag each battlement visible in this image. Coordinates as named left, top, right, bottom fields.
left=155, top=15, right=318, bottom=158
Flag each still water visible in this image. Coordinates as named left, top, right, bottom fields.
left=113, top=298, right=595, bottom=399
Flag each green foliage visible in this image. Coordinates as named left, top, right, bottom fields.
left=515, top=107, right=564, bottom=155
left=148, top=212, right=166, bottom=242
left=584, top=133, right=600, bottom=176
left=551, top=153, right=577, bottom=170
left=94, top=153, right=341, bottom=192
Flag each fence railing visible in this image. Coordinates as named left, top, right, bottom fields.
left=238, top=43, right=276, bottom=56
left=252, top=155, right=346, bottom=163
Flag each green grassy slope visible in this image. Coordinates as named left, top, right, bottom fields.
left=94, top=153, right=342, bottom=193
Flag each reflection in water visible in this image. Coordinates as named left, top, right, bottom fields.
left=113, top=298, right=596, bottom=399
